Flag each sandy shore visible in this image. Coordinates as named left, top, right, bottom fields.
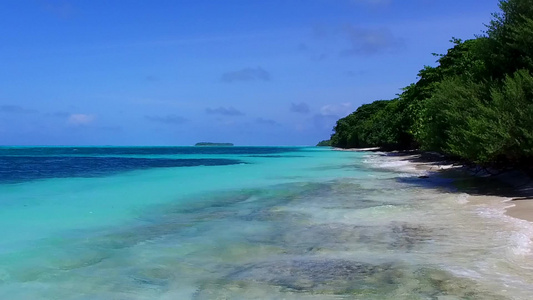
left=343, top=148, right=533, bottom=223
left=396, top=152, right=533, bottom=223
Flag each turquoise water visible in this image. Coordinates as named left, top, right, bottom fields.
left=1, top=147, right=533, bottom=299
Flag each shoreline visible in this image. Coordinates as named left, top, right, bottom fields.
left=340, top=148, right=533, bottom=224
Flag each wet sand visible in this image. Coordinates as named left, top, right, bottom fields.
left=505, top=200, right=533, bottom=221
left=356, top=149, right=533, bottom=223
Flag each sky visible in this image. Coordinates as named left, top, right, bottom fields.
left=0, top=0, right=501, bottom=146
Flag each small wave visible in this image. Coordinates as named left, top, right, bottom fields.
left=457, top=193, right=470, bottom=204
left=362, top=153, right=423, bottom=175
left=474, top=202, right=533, bottom=257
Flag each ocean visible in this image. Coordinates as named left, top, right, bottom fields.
left=1, top=146, right=532, bottom=299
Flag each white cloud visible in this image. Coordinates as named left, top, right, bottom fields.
left=256, top=118, right=279, bottom=126
left=351, top=0, right=391, bottom=5
left=68, top=114, right=95, bottom=126
left=43, top=0, right=75, bottom=19
left=319, top=103, right=352, bottom=116
left=205, top=106, right=245, bottom=116
left=290, top=102, right=311, bottom=114
left=221, top=67, right=271, bottom=83
left=145, top=114, right=187, bottom=125
left=309, top=103, right=353, bottom=131
left=341, top=25, right=404, bottom=56
left=0, top=104, right=36, bottom=114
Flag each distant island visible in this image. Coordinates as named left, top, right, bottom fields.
left=194, top=142, right=234, bottom=147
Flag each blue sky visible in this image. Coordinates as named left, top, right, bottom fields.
left=0, top=0, right=500, bottom=146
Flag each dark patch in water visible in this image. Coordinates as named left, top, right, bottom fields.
left=151, top=181, right=339, bottom=217
left=246, top=155, right=306, bottom=158
left=0, top=156, right=243, bottom=183
left=245, top=223, right=368, bottom=254
left=237, top=207, right=303, bottom=222
left=227, top=259, right=399, bottom=291
left=247, top=221, right=432, bottom=255
left=192, top=260, right=508, bottom=299
left=129, top=267, right=175, bottom=289
left=93, top=221, right=192, bottom=250
left=396, top=175, right=457, bottom=192
left=0, top=146, right=301, bottom=156
left=389, top=222, right=432, bottom=251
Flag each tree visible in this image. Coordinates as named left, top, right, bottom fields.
left=325, top=0, right=533, bottom=170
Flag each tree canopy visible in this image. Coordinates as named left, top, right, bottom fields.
left=326, top=0, right=533, bottom=170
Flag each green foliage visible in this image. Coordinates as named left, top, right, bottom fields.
left=195, top=142, right=234, bottom=146
left=330, top=100, right=389, bottom=148
left=421, top=78, right=493, bottom=161
left=427, top=70, right=533, bottom=165
left=484, top=0, right=533, bottom=78
left=330, top=100, right=405, bottom=149
left=316, top=140, right=332, bottom=147
left=325, top=0, right=533, bottom=169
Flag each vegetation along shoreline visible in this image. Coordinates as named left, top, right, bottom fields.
left=319, top=0, right=533, bottom=175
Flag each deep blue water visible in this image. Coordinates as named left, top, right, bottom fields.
left=0, top=146, right=299, bottom=183
left=0, top=146, right=300, bottom=156
left=0, top=156, right=244, bottom=183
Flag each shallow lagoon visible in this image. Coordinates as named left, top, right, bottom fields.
left=1, top=147, right=532, bottom=299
